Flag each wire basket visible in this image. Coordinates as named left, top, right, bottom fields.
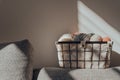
left=56, top=41, right=113, bottom=69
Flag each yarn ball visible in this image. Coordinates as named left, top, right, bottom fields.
left=102, top=37, right=111, bottom=41
left=73, top=32, right=80, bottom=35
left=90, top=34, right=102, bottom=41
left=58, top=34, right=73, bottom=41
left=90, top=34, right=102, bottom=49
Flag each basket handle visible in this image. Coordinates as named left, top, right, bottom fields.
left=107, top=41, right=113, bottom=48
left=107, top=41, right=113, bottom=54
left=81, top=41, right=86, bottom=48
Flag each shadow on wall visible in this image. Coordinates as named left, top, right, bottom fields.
left=110, top=51, right=120, bottom=67
left=77, top=0, right=120, bottom=54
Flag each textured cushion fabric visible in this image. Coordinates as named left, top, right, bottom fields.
left=37, top=67, right=120, bottom=80
left=0, top=40, right=33, bottom=80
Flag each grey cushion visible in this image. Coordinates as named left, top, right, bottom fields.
left=0, top=39, right=33, bottom=80
left=37, top=67, right=120, bottom=80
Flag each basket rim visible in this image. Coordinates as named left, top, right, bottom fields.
left=55, top=41, right=113, bottom=44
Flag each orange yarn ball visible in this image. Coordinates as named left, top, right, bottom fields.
left=102, top=37, right=111, bottom=41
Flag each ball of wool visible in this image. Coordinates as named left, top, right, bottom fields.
left=90, top=34, right=102, bottom=49
left=102, top=37, right=111, bottom=41
left=90, top=34, right=102, bottom=41
left=58, top=34, right=73, bottom=41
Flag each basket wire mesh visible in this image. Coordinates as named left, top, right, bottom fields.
left=56, top=41, right=113, bottom=69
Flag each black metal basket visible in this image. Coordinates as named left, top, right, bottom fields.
left=56, top=41, right=113, bottom=69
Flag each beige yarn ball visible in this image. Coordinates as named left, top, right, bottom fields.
left=90, top=34, right=102, bottom=49
left=90, top=34, right=102, bottom=41
left=58, top=34, right=73, bottom=41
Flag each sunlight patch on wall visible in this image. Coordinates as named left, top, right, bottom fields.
left=77, top=0, right=120, bottom=54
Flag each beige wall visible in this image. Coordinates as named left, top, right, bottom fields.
left=0, top=0, right=78, bottom=68
left=0, top=0, right=120, bottom=68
